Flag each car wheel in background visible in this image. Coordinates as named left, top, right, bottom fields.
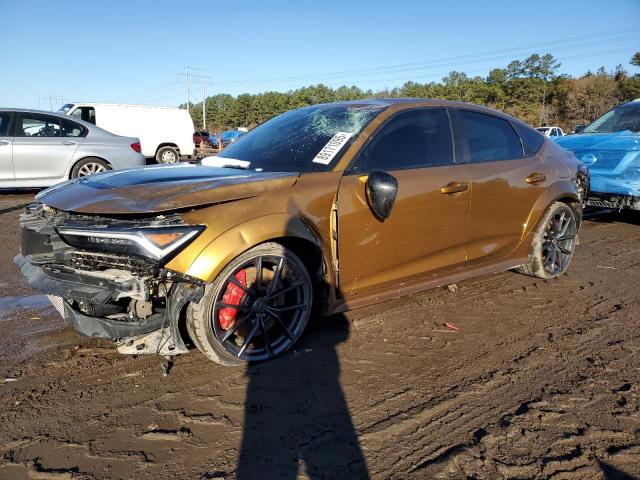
left=70, top=157, right=111, bottom=178
left=517, top=202, right=577, bottom=279
left=156, top=146, right=179, bottom=164
left=187, top=242, right=313, bottom=366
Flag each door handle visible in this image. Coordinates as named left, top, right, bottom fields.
left=525, top=173, right=547, bottom=185
left=440, top=181, right=469, bottom=194
left=62, top=140, right=77, bottom=146
left=0, top=140, right=9, bottom=146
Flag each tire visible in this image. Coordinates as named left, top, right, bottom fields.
left=516, top=202, right=577, bottom=279
left=187, top=242, right=313, bottom=366
left=155, top=146, right=179, bottom=164
left=70, top=157, right=110, bottom=178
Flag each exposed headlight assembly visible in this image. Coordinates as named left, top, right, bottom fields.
left=574, top=162, right=590, bottom=205
left=57, top=225, right=205, bottom=261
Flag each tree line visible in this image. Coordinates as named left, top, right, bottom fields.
left=186, top=52, right=640, bottom=133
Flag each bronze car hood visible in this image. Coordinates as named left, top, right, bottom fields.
left=36, top=164, right=299, bottom=214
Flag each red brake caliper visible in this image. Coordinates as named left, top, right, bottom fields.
left=219, top=269, right=247, bottom=330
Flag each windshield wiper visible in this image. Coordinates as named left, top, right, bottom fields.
left=221, top=164, right=250, bottom=170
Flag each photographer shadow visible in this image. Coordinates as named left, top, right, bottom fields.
left=236, top=313, right=369, bottom=480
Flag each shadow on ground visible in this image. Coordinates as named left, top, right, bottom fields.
left=236, top=314, right=370, bottom=479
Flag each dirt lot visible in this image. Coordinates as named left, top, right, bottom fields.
left=0, top=192, right=638, bottom=480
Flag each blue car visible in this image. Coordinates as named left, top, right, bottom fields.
left=554, top=99, right=640, bottom=210
left=209, top=130, right=246, bottom=149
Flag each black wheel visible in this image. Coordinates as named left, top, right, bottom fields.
left=156, top=146, right=179, bottom=164
left=517, top=202, right=577, bottom=279
left=187, top=243, right=313, bottom=366
left=70, top=157, right=110, bottom=178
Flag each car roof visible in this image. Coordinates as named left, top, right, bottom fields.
left=0, top=108, right=70, bottom=117
left=0, top=108, right=120, bottom=136
left=316, top=98, right=529, bottom=124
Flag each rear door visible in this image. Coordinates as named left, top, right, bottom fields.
left=12, top=113, right=82, bottom=181
left=0, top=112, right=13, bottom=181
left=451, top=109, right=549, bottom=265
left=337, top=107, right=470, bottom=296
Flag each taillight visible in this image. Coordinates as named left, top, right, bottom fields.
left=130, top=142, right=141, bottom=153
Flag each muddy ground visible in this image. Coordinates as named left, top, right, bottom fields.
left=0, top=191, right=638, bottom=480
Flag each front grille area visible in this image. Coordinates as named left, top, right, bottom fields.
left=71, top=251, right=158, bottom=276
left=571, top=149, right=624, bottom=170
left=19, top=204, right=165, bottom=275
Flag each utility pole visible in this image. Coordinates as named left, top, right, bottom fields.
left=202, top=78, right=206, bottom=130
left=39, top=95, right=66, bottom=111
left=179, top=66, right=207, bottom=114
left=185, top=66, right=189, bottom=113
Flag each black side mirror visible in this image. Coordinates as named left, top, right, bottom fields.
left=365, top=170, right=398, bottom=222
left=574, top=124, right=586, bottom=133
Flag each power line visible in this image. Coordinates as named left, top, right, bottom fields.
left=214, top=28, right=638, bottom=86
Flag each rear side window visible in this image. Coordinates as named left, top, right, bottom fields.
left=512, top=121, right=545, bottom=156
left=61, top=119, right=87, bottom=137
left=0, top=113, right=10, bottom=136
left=70, top=107, right=96, bottom=124
left=355, top=108, right=454, bottom=171
left=457, top=110, right=523, bottom=162
left=17, top=114, right=60, bottom=137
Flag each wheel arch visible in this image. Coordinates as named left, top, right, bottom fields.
left=155, top=142, right=180, bottom=155
left=176, top=214, right=334, bottom=289
left=67, top=156, right=112, bottom=179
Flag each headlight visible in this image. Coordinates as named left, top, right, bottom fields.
left=574, top=162, right=590, bottom=204
left=56, top=225, right=204, bottom=261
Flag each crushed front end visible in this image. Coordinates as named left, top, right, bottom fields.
left=15, top=203, right=205, bottom=355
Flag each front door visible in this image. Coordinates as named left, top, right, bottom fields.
left=12, top=113, right=81, bottom=181
left=451, top=109, right=550, bottom=264
left=337, top=107, right=470, bottom=297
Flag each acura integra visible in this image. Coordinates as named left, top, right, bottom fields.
left=16, top=99, right=588, bottom=365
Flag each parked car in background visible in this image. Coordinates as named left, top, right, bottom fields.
left=17, top=99, right=586, bottom=366
left=193, top=131, right=210, bottom=146
left=59, top=103, right=195, bottom=164
left=0, top=109, right=145, bottom=188
left=554, top=99, right=640, bottom=210
left=209, top=130, right=246, bottom=149
left=536, top=126, right=565, bottom=137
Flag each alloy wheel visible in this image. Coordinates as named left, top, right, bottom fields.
left=542, top=210, right=576, bottom=275
left=210, top=254, right=311, bottom=362
left=77, top=162, right=108, bottom=176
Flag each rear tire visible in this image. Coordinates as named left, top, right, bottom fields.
left=70, top=157, right=110, bottom=178
left=517, top=202, right=577, bottom=279
left=187, top=242, right=313, bottom=366
left=156, top=146, right=179, bottom=164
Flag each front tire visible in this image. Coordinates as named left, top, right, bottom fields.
left=187, top=243, right=313, bottom=366
left=156, top=146, right=179, bottom=164
left=517, top=202, right=577, bottom=279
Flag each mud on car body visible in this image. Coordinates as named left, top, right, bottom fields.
left=16, top=99, right=586, bottom=366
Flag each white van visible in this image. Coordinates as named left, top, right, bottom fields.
left=59, top=103, right=195, bottom=163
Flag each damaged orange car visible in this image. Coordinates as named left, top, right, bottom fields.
left=16, top=99, right=589, bottom=365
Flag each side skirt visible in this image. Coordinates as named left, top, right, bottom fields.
left=331, top=257, right=528, bottom=314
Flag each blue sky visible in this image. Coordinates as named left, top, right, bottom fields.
left=0, top=0, right=638, bottom=109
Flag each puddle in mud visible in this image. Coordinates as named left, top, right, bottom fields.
left=0, top=295, right=52, bottom=318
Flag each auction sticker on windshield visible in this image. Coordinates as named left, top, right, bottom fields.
left=312, top=132, right=354, bottom=165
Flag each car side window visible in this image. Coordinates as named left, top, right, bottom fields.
left=61, top=119, right=87, bottom=138
left=354, top=108, right=454, bottom=172
left=71, top=107, right=96, bottom=124
left=0, top=113, right=11, bottom=136
left=17, top=115, right=61, bottom=137
left=512, top=120, right=544, bottom=157
left=456, top=110, right=523, bottom=162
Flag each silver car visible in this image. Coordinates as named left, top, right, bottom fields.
left=0, top=109, right=145, bottom=188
